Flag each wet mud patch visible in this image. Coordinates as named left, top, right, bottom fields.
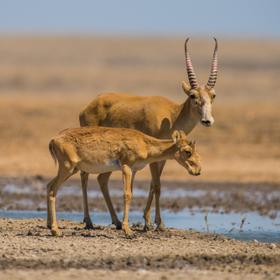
left=0, top=177, right=279, bottom=216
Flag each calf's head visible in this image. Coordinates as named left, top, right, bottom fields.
left=172, top=130, right=201, bottom=176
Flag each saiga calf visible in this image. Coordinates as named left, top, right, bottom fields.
left=47, top=127, right=201, bottom=236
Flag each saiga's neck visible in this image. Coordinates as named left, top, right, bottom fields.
left=172, top=98, right=200, bottom=134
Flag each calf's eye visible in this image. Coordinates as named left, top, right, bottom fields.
left=185, top=151, right=192, bottom=158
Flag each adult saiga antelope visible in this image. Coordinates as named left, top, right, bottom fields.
left=47, top=127, right=200, bottom=236
left=79, top=38, right=218, bottom=230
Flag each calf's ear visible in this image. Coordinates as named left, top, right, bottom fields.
left=188, top=140, right=196, bottom=151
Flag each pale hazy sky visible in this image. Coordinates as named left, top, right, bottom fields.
left=0, top=0, right=279, bottom=37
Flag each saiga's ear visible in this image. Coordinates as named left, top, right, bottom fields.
left=171, top=130, right=181, bottom=144
left=191, top=140, right=196, bottom=151
left=182, top=81, right=191, bottom=96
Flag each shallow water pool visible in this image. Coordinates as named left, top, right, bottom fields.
left=0, top=209, right=279, bottom=243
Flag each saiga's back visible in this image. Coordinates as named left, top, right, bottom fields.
left=79, top=92, right=180, bottom=138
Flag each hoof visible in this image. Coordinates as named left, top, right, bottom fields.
left=114, top=220, right=122, bottom=230
left=123, top=224, right=134, bottom=237
left=51, top=229, right=62, bottom=237
left=84, top=223, right=94, bottom=230
left=155, top=222, right=166, bottom=231
left=83, top=217, right=94, bottom=230
left=124, top=229, right=135, bottom=239
left=143, top=223, right=154, bottom=231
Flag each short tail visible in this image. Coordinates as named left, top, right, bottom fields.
left=49, top=139, right=58, bottom=166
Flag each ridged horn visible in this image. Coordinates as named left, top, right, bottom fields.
left=207, top=37, right=218, bottom=89
left=184, top=38, right=198, bottom=89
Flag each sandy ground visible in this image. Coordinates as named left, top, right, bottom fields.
left=0, top=218, right=279, bottom=280
left=1, top=269, right=277, bottom=280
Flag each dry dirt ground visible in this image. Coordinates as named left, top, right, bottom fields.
left=0, top=36, right=279, bottom=279
left=0, top=218, right=280, bottom=280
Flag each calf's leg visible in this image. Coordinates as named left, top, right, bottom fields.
left=143, top=161, right=166, bottom=231
left=47, top=165, right=77, bottom=236
left=121, top=165, right=133, bottom=236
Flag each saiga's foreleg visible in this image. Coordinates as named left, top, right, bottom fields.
left=80, top=171, right=94, bottom=229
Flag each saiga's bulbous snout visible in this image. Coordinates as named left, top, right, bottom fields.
left=201, top=117, right=214, bottom=127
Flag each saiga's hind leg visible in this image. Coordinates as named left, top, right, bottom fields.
left=143, top=161, right=166, bottom=231
left=98, top=172, right=122, bottom=229
left=80, top=171, right=94, bottom=229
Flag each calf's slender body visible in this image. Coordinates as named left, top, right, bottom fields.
left=47, top=127, right=200, bottom=236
